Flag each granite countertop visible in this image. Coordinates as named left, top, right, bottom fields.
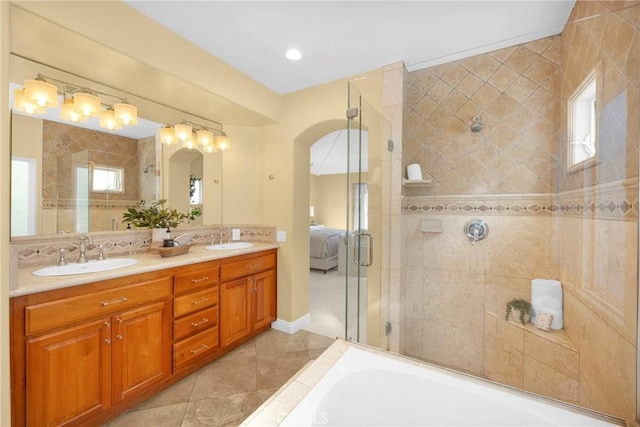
left=12, top=243, right=278, bottom=298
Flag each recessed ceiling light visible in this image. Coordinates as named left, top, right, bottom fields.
left=286, top=49, right=302, bottom=61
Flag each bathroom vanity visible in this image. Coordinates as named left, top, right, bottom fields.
left=9, top=246, right=277, bottom=427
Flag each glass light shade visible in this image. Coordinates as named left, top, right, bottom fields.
left=197, top=129, right=214, bottom=146
left=174, top=123, right=192, bottom=142
left=113, top=102, right=138, bottom=125
left=182, top=137, right=197, bottom=150
left=13, top=88, right=46, bottom=115
left=60, top=99, right=87, bottom=123
left=203, top=144, right=217, bottom=154
left=99, top=109, right=122, bottom=130
left=73, top=92, right=101, bottom=117
left=216, top=134, right=231, bottom=151
left=23, top=79, right=59, bottom=108
left=159, top=126, right=175, bottom=144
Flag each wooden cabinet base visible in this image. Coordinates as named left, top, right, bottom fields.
left=10, top=249, right=277, bottom=427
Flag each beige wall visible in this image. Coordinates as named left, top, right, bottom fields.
left=313, top=172, right=366, bottom=229
left=1, top=1, right=10, bottom=424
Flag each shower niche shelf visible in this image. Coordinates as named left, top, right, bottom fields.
left=402, top=178, right=432, bottom=188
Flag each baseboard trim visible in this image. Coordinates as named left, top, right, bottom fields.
left=271, top=313, right=311, bottom=334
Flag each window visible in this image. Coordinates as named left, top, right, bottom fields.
left=11, top=157, right=36, bottom=236
left=568, top=72, right=598, bottom=171
left=91, top=164, right=124, bottom=193
left=190, top=175, right=202, bottom=205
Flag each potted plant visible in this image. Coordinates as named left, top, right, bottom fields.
left=505, top=298, right=532, bottom=324
left=122, top=199, right=188, bottom=243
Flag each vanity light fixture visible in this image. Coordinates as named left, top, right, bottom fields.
left=13, top=74, right=139, bottom=131
left=159, top=119, right=229, bottom=154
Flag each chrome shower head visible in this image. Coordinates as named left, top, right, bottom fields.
left=470, top=116, right=483, bottom=133
left=142, top=164, right=154, bottom=173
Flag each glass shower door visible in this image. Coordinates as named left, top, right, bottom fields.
left=344, top=81, right=391, bottom=347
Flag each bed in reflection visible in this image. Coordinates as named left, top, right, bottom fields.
left=309, top=226, right=344, bottom=273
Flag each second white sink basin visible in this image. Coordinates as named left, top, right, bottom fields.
left=205, top=242, right=254, bottom=251
left=32, top=258, right=138, bottom=277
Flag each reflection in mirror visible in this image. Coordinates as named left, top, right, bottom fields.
left=169, top=149, right=204, bottom=227
left=11, top=112, right=160, bottom=236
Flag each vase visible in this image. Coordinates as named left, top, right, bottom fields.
left=509, top=309, right=531, bottom=324
left=151, top=228, right=169, bottom=245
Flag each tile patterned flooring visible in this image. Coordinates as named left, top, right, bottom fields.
left=105, top=329, right=336, bottom=427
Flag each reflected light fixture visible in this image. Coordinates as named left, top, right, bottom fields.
left=216, top=133, right=231, bottom=151
left=197, top=129, right=214, bottom=147
left=13, top=88, right=47, bottom=115
left=159, top=125, right=175, bottom=145
left=60, top=98, right=87, bottom=123
left=99, top=108, right=122, bottom=130
left=174, top=123, right=192, bottom=142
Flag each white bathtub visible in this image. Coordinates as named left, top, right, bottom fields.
left=278, top=346, right=618, bottom=427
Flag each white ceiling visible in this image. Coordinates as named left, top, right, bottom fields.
left=126, top=0, right=576, bottom=95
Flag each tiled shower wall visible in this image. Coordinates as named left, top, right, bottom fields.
left=401, top=0, right=638, bottom=421
left=41, top=120, right=152, bottom=233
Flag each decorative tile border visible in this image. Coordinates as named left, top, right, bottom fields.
left=42, top=198, right=138, bottom=209
left=403, top=178, right=638, bottom=220
left=11, top=225, right=276, bottom=268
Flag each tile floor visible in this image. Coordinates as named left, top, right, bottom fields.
left=105, top=329, right=336, bottom=427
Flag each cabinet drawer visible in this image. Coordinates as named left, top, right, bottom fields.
left=220, top=253, right=275, bottom=282
left=25, top=277, right=172, bottom=336
left=174, top=286, right=218, bottom=318
left=174, top=265, right=219, bottom=295
left=173, top=306, right=218, bottom=341
left=173, top=327, right=218, bottom=370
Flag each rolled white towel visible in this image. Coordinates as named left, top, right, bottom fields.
left=531, top=279, right=563, bottom=329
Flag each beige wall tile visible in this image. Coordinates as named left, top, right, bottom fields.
left=523, top=355, right=580, bottom=404
left=523, top=330, right=579, bottom=380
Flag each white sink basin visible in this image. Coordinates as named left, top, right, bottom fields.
left=205, top=242, right=254, bottom=251
left=32, top=258, right=138, bottom=277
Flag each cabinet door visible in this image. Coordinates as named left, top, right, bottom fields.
left=26, top=319, right=111, bottom=427
left=252, top=270, right=276, bottom=330
left=220, top=278, right=251, bottom=348
left=112, top=301, right=172, bottom=403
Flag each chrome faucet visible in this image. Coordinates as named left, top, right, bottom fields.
left=77, top=234, right=93, bottom=263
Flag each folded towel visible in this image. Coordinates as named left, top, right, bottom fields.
left=531, top=279, right=563, bottom=329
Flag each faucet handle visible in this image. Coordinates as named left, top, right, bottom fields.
left=97, top=244, right=105, bottom=261
left=57, top=248, right=68, bottom=266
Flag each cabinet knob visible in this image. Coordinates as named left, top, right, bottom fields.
left=116, top=334, right=123, bottom=340
left=105, top=339, right=111, bottom=344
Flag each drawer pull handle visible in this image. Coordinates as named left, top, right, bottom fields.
left=247, top=263, right=260, bottom=270
left=190, top=344, right=208, bottom=354
left=191, top=297, right=209, bottom=305
left=101, top=297, right=127, bottom=306
left=191, top=318, right=209, bottom=327
left=190, top=276, right=209, bottom=284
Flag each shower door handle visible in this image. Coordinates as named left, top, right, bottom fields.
left=353, top=232, right=373, bottom=267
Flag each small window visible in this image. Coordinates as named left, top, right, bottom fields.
left=190, top=175, right=202, bottom=205
left=91, top=164, right=124, bottom=193
left=568, top=72, right=597, bottom=171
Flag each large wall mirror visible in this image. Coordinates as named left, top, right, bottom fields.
left=9, top=55, right=224, bottom=238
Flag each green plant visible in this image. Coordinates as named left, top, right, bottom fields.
left=188, top=206, right=202, bottom=221
left=505, top=298, right=532, bottom=324
left=122, top=199, right=188, bottom=230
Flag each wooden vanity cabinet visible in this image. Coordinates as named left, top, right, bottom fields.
left=11, top=249, right=277, bottom=427
left=220, top=250, right=277, bottom=348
